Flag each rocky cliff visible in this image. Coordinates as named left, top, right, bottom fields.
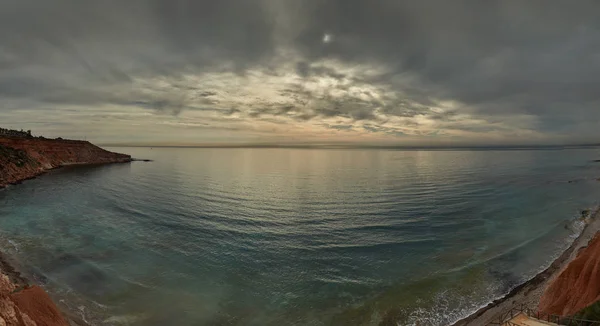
left=538, top=232, right=600, bottom=316
left=0, top=136, right=131, bottom=187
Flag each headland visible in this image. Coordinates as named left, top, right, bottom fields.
left=0, top=133, right=131, bottom=188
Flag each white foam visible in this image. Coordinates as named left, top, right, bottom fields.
left=78, top=305, right=89, bottom=324
left=7, top=239, right=18, bottom=252
left=102, top=314, right=146, bottom=325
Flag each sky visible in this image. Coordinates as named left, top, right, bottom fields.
left=0, top=0, right=599, bottom=146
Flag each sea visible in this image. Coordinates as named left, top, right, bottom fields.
left=1, top=147, right=600, bottom=326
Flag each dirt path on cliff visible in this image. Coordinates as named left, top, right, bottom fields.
left=452, top=209, right=600, bottom=326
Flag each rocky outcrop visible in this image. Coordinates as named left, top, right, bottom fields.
left=0, top=136, right=131, bottom=188
left=538, top=232, right=600, bottom=316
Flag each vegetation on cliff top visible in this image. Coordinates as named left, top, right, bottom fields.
left=0, top=144, right=39, bottom=168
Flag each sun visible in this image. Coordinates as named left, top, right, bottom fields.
left=322, top=33, right=333, bottom=44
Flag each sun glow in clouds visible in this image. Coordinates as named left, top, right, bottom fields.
left=322, top=33, right=333, bottom=44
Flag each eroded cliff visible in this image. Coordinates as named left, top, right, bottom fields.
left=0, top=271, right=68, bottom=326
left=0, top=136, right=131, bottom=187
left=538, top=232, right=600, bottom=316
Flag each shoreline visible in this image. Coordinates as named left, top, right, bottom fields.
left=0, top=163, right=145, bottom=325
left=0, top=159, right=133, bottom=189
left=0, top=162, right=131, bottom=189
left=452, top=207, right=600, bottom=325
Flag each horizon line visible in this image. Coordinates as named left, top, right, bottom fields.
left=99, top=142, right=600, bottom=150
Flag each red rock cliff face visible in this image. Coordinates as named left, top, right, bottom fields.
left=9, top=285, right=69, bottom=326
left=0, top=271, right=68, bottom=326
left=538, top=232, right=600, bottom=316
left=0, top=136, right=130, bottom=187
left=0, top=144, right=41, bottom=187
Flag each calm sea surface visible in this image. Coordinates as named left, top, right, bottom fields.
left=1, top=148, right=600, bottom=325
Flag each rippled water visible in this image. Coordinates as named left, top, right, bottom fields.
left=1, top=148, right=600, bottom=325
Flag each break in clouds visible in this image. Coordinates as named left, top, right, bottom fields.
left=1, top=0, right=600, bottom=145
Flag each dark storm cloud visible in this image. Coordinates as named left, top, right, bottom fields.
left=1, top=0, right=600, bottom=143
left=0, top=0, right=275, bottom=67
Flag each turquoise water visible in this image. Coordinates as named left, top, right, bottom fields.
left=1, top=148, right=600, bottom=325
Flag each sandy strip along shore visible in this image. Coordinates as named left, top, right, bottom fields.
left=452, top=207, right=600, bottom=326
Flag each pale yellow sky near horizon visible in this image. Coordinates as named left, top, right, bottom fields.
left=0, top=57, right=553, bottom=146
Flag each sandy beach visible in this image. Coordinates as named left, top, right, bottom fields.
left=452, top=208, right=600, bottom=325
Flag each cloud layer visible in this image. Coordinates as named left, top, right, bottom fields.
left=1, top=0, right=599, bottom=145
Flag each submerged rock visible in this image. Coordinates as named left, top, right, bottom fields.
left=581, top=209, right=592, bottom=220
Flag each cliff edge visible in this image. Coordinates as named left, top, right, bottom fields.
left=0, top=136, right=131, bottom=188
